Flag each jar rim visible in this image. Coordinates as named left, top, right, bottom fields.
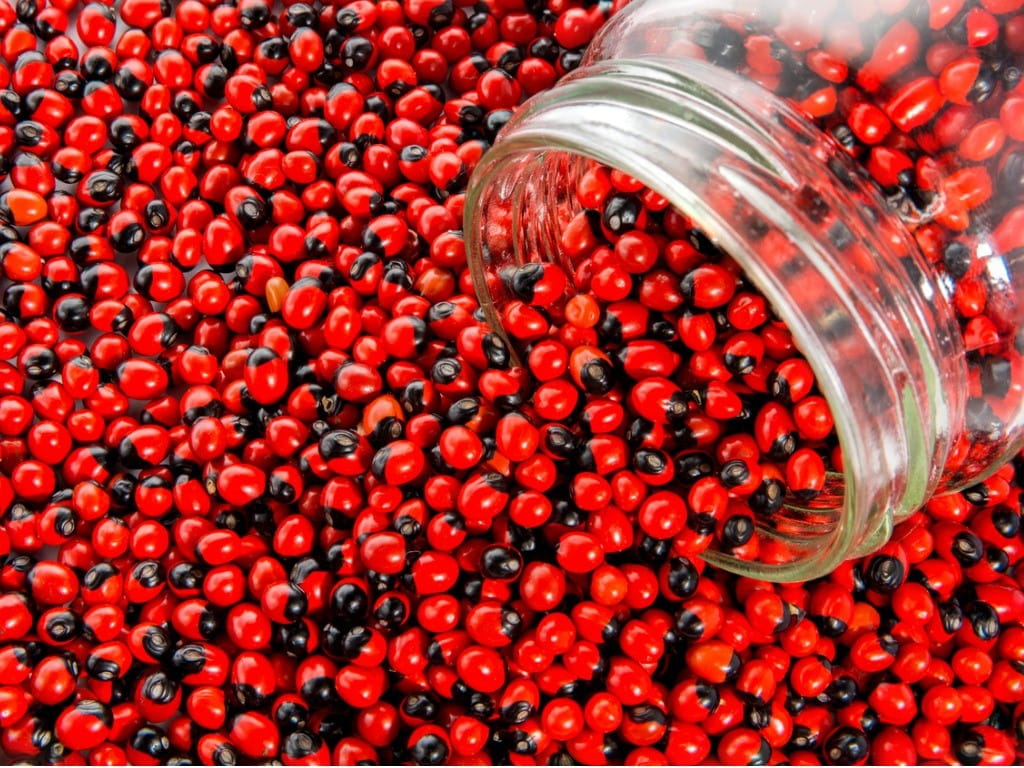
left=464, top=55, right=963, bottom=580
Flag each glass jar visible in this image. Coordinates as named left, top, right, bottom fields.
left=464, top=0, right=1024, bottom=580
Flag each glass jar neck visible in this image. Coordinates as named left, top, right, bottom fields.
left=465, top=56, right=967, bottom=580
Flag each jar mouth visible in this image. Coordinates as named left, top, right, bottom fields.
left=465, top=56, right=965, bottom=581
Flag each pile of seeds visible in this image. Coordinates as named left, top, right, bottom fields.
left=496, top=168, right=842, bottom=564
left=0, top=0, right=1020, bottom=764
